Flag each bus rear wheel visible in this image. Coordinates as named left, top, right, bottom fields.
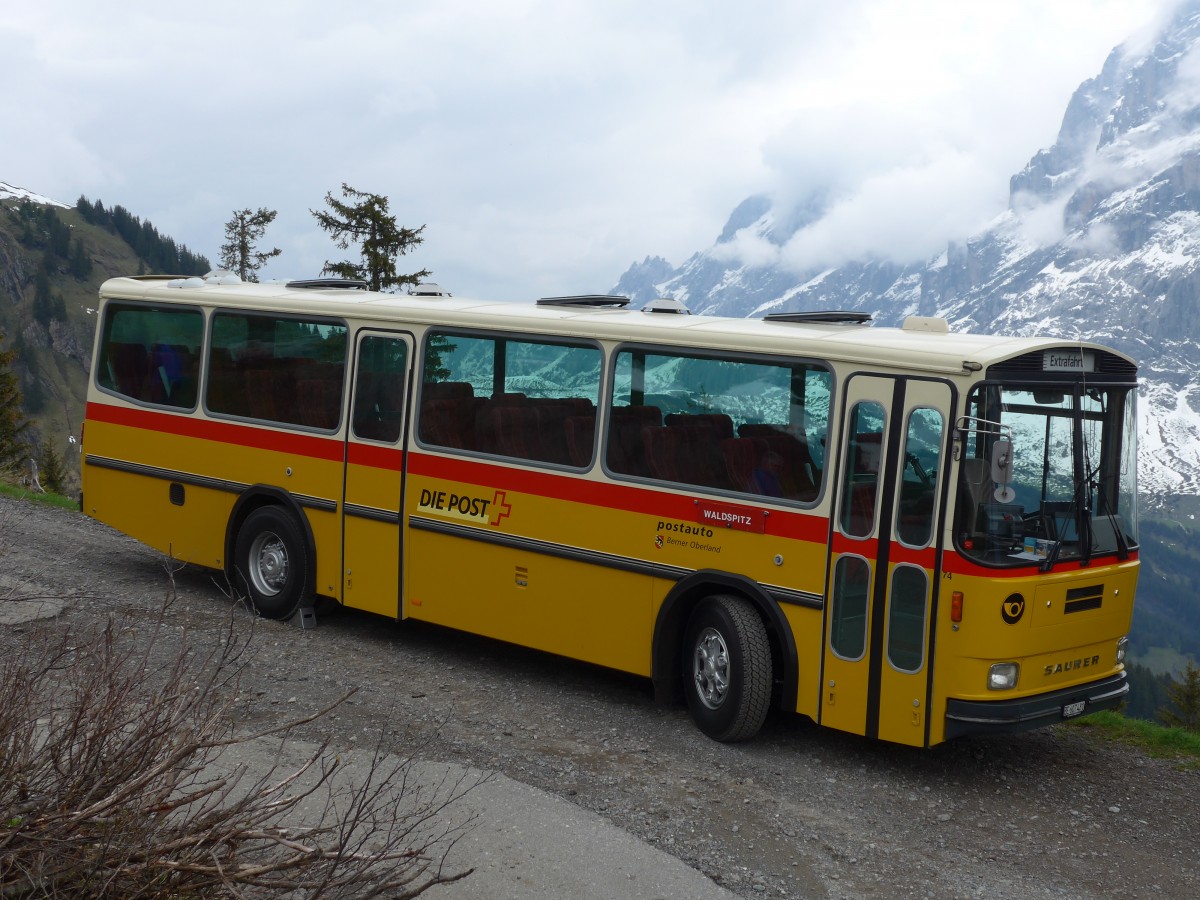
left=235, top=506, right=309, bottom=620
left=683, top=594, right=772, bottom=742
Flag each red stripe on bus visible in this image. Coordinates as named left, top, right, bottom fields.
left=828, top=533, right=937, bottom=568
left=887, top=545, right=937, bottom=568
left=941, top=549, right=1137, bottom=578
left=830, top=532, right=879, bottom=557
left=347, top=442, right=404, bottom=470
left=406, top=451, right=830, bottom=542
left=86, top=402, right=346, bottom=462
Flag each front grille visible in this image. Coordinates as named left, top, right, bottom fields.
left=1064, top=584, right=1103, bottom=614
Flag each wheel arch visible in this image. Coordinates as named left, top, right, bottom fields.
left=224, top=486, right=318, bottom=591
left=651, top=569, right=799, bottom=711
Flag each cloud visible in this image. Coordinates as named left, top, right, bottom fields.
left=1, top=0, right=1187, bottom=299
left=1010, top=192, right=1071, bottom=247
left=724, top=0, right=1183, bottom=273
left=774, top=148, right=999, bottom=270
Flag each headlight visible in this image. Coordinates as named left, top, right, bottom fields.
left=1116, top=636, right=1129, bottom=663
left=988, top=662, right=1020, bottom=691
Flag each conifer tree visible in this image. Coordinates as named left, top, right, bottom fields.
left=33, top=260, right=66, bottom=324
left=1159, top=660, right=1200, bottom=732
left=219, top=208, right=282, bottom=282
left=311, top=184, right=429, bottom=292
left=36, top=440, right=67, bottom=494
left=32, top=268, right=54, bottom=325
left=46, top=211, right=71, bottom=260
left=0, top=332, right=31, bottom=477
left=69, top=237, right=93, bottom=280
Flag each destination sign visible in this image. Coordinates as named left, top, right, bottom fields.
left=1043, top=350, right=1095, bottom=373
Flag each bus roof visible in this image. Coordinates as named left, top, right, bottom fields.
left=99, top=275, right=1136, bottom=378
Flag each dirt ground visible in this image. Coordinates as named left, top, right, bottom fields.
left=2, top=493, right=1197, bottom=899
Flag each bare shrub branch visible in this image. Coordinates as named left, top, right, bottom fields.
left=0, top=542, right=482, bottom=898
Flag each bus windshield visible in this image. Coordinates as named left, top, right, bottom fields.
left=955, top=382, right=1138, bottom=567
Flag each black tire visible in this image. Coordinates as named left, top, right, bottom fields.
left=683, top=594, right=773, bottom=742
left=234, top=506, right=309, bottom=620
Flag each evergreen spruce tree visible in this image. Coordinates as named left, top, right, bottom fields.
left=36, top=440, right=67, bottom=495
left=33, top=266, right=54, bottom=325
left=219, top=208, right=282, bottom=281
left=69, top=237, right=93, bottom=280
left=1159, top=660, right=1200, bottom=732
left=0, top=333, right=31, bottom=477
left=16, top=201, right=36, bottom=246
left=46, top=211, right=71, bottom=260
left=311, top=184, right=429, bottom=292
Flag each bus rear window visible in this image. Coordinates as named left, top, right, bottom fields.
left=96, top=303, right=203, bottom=409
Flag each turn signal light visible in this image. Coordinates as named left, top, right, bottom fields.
left=951, top=591, right=963, bottom=623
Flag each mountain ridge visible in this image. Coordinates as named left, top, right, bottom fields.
left=614, top=2, right=1200, bottom=516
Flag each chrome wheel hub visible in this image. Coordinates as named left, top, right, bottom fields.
left=693, top=627, right=730, bottom=710
left=249, top=532, right=288, bottom=597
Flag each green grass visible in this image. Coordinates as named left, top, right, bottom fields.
left=0, top=480, right=80, bottom=511
left=1067, top=709, right=1200, bottom=764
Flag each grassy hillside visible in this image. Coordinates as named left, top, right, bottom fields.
left=0, top=197, right=208, bottom=493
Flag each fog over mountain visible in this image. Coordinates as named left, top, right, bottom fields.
left=614, top=2, right=1200, bottom=513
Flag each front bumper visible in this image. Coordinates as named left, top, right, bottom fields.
left=943, top=670, right=1128, bottom=740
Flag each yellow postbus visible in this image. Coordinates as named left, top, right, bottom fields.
left=81, top=274, right=1139, bottom=746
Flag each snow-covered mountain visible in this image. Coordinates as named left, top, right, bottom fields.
left=614, top=2, right=1200, bottom=513
left=0, top=182, right=69, bottom=209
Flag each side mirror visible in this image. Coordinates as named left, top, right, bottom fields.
left=991, top=437, right=1015, bottom=503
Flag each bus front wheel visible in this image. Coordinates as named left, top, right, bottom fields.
left=683, top=594, right=772, bottom=742
left=235, top=506, right=309, bottom=620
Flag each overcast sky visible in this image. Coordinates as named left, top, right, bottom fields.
left=2, top=0, right=1183, bottom=301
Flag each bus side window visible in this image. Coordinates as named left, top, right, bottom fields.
left=205, top=312, right=347, bottom=430
left=606, top=348, right=833, bottom=500
left=418, top=331, right=601, bottom=467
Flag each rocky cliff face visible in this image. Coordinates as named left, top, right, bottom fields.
left=613, top=2, right=1200, bottom=510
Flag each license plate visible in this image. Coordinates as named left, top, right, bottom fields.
left=1063, top=700, right=1086, bottom=718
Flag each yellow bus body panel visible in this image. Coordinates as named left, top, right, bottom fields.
left=403, top=460, right=830, bottom=685
left=342, top=456, right=402, bottom=618
left=927, top=560, right=1138, bottom=744
left=83, top=409, right=346, bottom=600
left=83, top=417, right=231, bottom=567
left=407, top=526, right=657, bottom=675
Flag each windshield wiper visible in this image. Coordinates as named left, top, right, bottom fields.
left=1091, top=474, right=1131, bottom=561
left=1039, top=498, right=1086, bottom=573
left=1080, top=505, right=1093, bottom=567
left=1040, top=539, right=1062, bottom=573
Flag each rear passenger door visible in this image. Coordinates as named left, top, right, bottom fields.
left=342, top=331, right=413, bottom=617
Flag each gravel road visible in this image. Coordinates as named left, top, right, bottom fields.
left=1, top=494, right=1197, bottom=899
